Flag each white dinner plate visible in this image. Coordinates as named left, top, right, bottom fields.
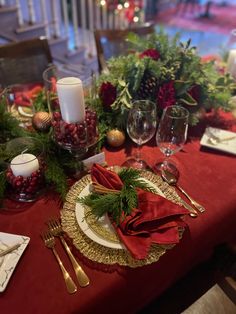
left=200, top=127, right=236, bottom=155
left=0, top=232, right=30, bottom=292
left=75, top=177, right=165, bottom=250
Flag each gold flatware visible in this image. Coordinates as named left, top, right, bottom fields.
left=0, top=243, right=21, bottom=257
left=47, top=219, right=90, bottom=288
left=161, top=169, right=205, bottom=214
left=161, top=171, right=198, bottom=217
left=41, top=231, right=77, bottom=294
left=179, top=199, right=198, bottom=218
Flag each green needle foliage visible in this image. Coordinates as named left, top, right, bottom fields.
left=78, top=168, right=156, bottom=224
left=0, top=96, right=84, bottom=202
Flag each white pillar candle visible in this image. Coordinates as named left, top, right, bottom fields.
left=11, top=153, right=39, bottom=178
left=227, top=50, right=236, bottom=78
left=56, top=77, right=85, bottom=124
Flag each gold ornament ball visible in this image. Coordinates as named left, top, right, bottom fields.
left=106, top=129, right=125, bottom=147
left=32, top=111, right=51, bottom=132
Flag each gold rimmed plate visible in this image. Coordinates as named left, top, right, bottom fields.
left=61, top=168, right=185, bottom=268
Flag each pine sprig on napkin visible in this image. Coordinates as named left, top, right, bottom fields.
left=78, top=168, right=156, bottom=223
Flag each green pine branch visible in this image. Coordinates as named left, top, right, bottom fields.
left=78, top=168, right=156, bottom=223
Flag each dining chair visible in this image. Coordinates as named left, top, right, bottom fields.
left=94, top=22, right=155, bottom=73
left=0, top=36, right=53, bottom=88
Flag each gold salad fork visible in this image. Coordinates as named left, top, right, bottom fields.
left=47, top=219, right=90, bottom=287
left=41, top=231, right=77, bottom=294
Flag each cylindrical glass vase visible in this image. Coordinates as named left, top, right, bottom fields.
left=5, top=137, right=45, bottom=202
left=43, top=65, right=98, bottom=157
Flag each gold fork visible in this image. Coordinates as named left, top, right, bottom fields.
left=47, top=219, right=90, bottom=287
left=41, top=231, right=77, bottom=294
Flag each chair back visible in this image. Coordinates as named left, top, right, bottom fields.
left=0, top=37, right=53, bottom=88
left=94, top=22, right=155, bottom=72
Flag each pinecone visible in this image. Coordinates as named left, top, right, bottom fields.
left=137, top=71, right=158, bottom=99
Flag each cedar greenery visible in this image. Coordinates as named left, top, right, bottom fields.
left=78, top=168, right=156, bottom=223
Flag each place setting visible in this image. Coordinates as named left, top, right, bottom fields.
left=200, top=126, right=236, bottom=155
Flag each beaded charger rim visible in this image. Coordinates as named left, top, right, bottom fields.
left=61, top=167, right=185, bottom=268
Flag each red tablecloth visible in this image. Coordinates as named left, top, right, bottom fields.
left=1, top=111, right=236, bottom=314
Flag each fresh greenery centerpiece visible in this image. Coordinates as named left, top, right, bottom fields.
left=88, top=30, right=236, bottom=141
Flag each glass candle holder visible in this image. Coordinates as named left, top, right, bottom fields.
left=43, top=65, right=99, bottom=157
left=5, top=137, right=45, bottom=202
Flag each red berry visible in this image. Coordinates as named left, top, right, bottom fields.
left=31, top=171, right=38, bottom=178
left=53, top=111, right=61, bottom=120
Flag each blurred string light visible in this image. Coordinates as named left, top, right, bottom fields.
left=100, top=1, right=144, bottom=25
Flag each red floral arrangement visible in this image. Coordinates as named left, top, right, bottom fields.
left=92, top=30, right=235, bottom=135
left=99, top=82, right=117, bottom=111
left=140, top=48, right=160, bottom=61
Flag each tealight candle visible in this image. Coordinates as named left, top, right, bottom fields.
left=227, top=49, right=236, bottom=77
left=10, top=153, right=39, bottom=178
left=56, top=77, right=85, bottom=124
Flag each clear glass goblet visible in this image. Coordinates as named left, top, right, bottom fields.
left=155, top=105, right=189, bottom=176
left=124, top=99, right=157, bottom=169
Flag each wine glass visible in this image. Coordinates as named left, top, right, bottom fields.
left=155, top=105, right=189, bottom=176
left=124, top=100, right=157, bottom=169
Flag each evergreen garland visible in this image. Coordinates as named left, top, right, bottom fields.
left=0, top=97, right=85, bottom=203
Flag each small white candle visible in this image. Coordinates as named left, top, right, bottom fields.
left=227, top=49, right=236, bottom=77
left=56, top=77, right=85, bottom=124
left=10, top=153, right=39, bottom=178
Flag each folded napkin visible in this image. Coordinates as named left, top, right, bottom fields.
left=91, top=164, right=189, bottom=260
left=14, top=84, right=43, bottom=107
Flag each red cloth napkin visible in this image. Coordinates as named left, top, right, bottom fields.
left=14, top=84, right=43, bottom=107
left=91, top=164, right=189, bottom=260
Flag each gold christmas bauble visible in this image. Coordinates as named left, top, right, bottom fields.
left=106, top=129, right=125, bottom=147
left=32, top=111, right=51, bottom=132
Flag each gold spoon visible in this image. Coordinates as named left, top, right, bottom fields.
left=161, top=170, right=205, bottom=214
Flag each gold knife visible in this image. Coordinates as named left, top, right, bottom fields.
left=0, top=243, right=21, bottom=257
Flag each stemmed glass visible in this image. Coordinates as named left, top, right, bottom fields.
left=124, top=100, right=157, bottom=169
left=155, top=105, right=189, bottom=176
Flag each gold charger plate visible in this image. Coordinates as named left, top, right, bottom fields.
left=61, top=168, right=185, bottom=268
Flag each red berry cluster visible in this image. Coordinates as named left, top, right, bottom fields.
left=6, top=166, right=44, bottom=199
left=51, top=109, right=98, bottom=149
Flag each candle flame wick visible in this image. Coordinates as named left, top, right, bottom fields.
left=21, top=148, right=28, bottom=155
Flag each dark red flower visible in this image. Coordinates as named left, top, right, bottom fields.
left=140, top=48, right=160, bottom=61
left=157, top=81, right=176, bottom=109
left=188, top=85, right=201, bottom=104
left=99, top=82, right=117, bottom=110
